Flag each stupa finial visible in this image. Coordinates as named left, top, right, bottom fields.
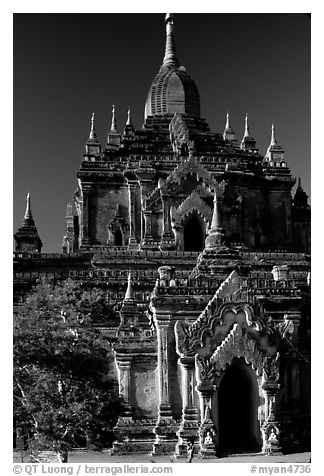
left=163, top=14, right=180, bottom=68
left=265, top=123, right=284, bottom=160
left=270, top=124, right=277, bottom=146
left=223, top=110, right=235, bottom=141
left=89, top=112, right=97, bottom=140
left=126, top=108, right=132, bottom=126
left=110, top=105, right=117, bottom=133
left=297, top=177, right=303, bottom=192
left=24, top=191, right=33, bottom=220
left=244, top=113, right=250, bottom=138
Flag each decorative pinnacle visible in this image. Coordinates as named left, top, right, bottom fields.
left=89, top=112, right=97, bottom=140
left=24, top=192, right=33, bottom=220
left=225, top=112, right=231, bottom=130
left=205, top=191, right=224, bottom=249
left=296, top=177, right=303, bottom=193
left=244, top=113, right=250, bottom=138
left=124, top=272, right=134, bottom=301
left=110, top=105, right=117, bottom=133
left=210, top=192, right=222, bottom=231
left=223, top=111, right=236, bottom=141
left=126, top=108, right=132, bottom=126
left=270, top=124, right=277, bottom=146
left=163, top=13, right=180, bottom=68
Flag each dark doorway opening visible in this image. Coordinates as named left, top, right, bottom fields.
left=254, top=230, right=261, bottom=248
left=218, top=358, right=260, bottom=454
left=114, top=229, right=123, bottom=246
left=183, top=213, right=204, bottom=252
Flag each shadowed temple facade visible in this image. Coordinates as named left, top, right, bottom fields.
left=14, top=14, right=311, bottom=457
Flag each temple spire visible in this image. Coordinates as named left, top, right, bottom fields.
left=14, top=191, right=43, bottom=253
left=124, top=272, right=134, bottom=301
left=89, top=112, right=97, bottom=140
left=24, top=192, right=33, bottom=221
left=223, top=111, right=236, bottom=141
left=296, top=177, right=303, bottom=193
left=240, top=113, right=257, bottom=151
left=210, top=192, right=222, bottom=232
left=110, top=105, right=117, bottom=133
left=123, top=108, right=135, bottom=139
left=126, top=109, right=132, bottom=126
left=243, top=113, right=250, bottom=138
left=265, top=123, right=284, bottom=162
left=85, top=112, right=101, bottom=155
left=163, top=14, right=180, bottom=68
left=205, top=192, right=225, bottom=249
left=270, top=123, right=277, bottom=146
left=107, top=105, right=121, bottom=147
left=225, top=112, right=231, bottom=131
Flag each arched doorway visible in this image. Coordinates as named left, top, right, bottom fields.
left=218, top=358, right=260, bottom=454
left=183, top=213, right=205, bottom=251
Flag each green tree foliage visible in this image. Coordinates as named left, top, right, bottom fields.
left=14, top=279, right=123, bottom=455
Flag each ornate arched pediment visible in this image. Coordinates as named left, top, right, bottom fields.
left=144, top=157, right=215, bottom=211
left=162, top=155, right=215, bottom=192
left=175, top=302, right=256, bottom=359
left=170, top=191, right=212, bottom=226
left=209, top=323, right=264, bottom=376
left=195, top=323, right=281, bottom=386
left=175, top=271, right=257, bottom=358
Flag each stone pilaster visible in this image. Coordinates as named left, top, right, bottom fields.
left=135, top=166, right=156, bottom=243
left=261, top=354, right=282, bottom=455
left=160, top=195, right=175, bottom=250
left=196, top=382, right=218, bottom=458
left=141, top=210, right=154, bottom=247
left=139, top=180, right=153, bottom=241
left=289, top=312, right=301, bottom=401
left=127, top=182, right=138, bottom=249
left=80, top=186, right=91, bottom=248
left=118, top=360, right=132, bottom=412
left=113, top=358, right=133, bottom=453
left=152, top=316, right=178, bottom=454
left=175, top=356, right=199, bottom=458
left=172, top=224, right=183, bottom=251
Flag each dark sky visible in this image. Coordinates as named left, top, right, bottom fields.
left=13, top=13, right=311, bottom=252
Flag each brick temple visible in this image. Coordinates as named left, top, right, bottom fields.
left=14, top=14, right=311, bottom=457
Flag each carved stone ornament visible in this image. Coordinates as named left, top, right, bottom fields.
left=214, top=180, right=226, bottom=200
left=209, top=323, right=264, bottom=377
left=163, top=154, right=215, bottom=190
left=142, top=187, right=162, bottom=211
left=262, top=353, right=280, bottom=383
left=169, top=113, right=190, bottom=154
left=175, top=271, right=257, bottom=357
left=278, top=318, right=294, bottom=340
left=195, top=354, right=215, bottom=382
left=170, top=191, right=212, bottom=226
left=144, top=151, right=216, bottom=211
left=262, top=421, right=281, bottom=454
left=194, top=323, right=265, bottom=385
